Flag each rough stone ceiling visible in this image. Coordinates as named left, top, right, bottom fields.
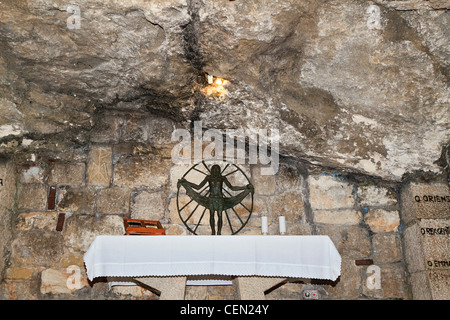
left=0, top=0, right=449, bottom=181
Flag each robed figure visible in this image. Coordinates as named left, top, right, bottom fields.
left=178, top=164, right=254, bottom=235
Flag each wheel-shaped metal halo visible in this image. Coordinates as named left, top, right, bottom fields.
left=176, top=160, right=254, bottom=235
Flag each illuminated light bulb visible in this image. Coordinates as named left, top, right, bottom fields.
left=207, top=74, right=213, bottom=84
left=215, top=78, right=223, bottom=85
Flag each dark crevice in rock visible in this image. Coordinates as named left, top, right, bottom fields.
left=95, top=87, right=189, bottom=122
left=181, top=0, right=204, bottom=71
left=279, top=155, right=318, bottom=235
left=383, top=9, right=449, bottom=84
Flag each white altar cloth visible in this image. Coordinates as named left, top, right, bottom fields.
left=84, top=235, right=341, bottom=283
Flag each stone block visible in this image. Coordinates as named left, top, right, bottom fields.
left=0, top=160, right=16, bottom=211
left=206, top=284, right=235, bottom=300
left=185, top=285, right=208, bottom=300
left=403, top=218, right=449, bottom=300
left=6, top=267, right=34, bottom=280
left=113, top=142, right=134, bottom=155
left=250, top=195, right=270, bottom=218
left=401, top=183, right=449, bottom=300
left=135, top=276, right=186, bottom=300
left=326, top=259, right=361, bottom=298
left=114, top=155, right=170, bottom=190
left=314, top=209, right=361, bottom=225
left=237, top=228, right=263, bottom=235
left=419, top=219, right=449, bottom=270
left=364, top=209, right=400, bottom=233
left=309, top=174, right=354, bottom=210
left=409, top=270, right=432, bottom=300
left=0, top=160, right=15, bottom=279
left=96, top=187, right=130, bottom=214
left=10, top=230, right=64, bottom=266
left=90, top=115, right=123, bottom=143
left=20, top=165, right=46, bottom=184
left=274, top=163, right=302, bottom=192
left=16, top=212, right=58, bottom=231
left=250, top=165, right=276, bottom=196
left=40, top=268, right=71, bottom=295
left=267, top=191, right=304, bottom=220
left=17, top=184, right=48, bottom=212
left=169, top=164, right=208, bottom=193
left=111, top=284, right=159, bottom=299
left=403, top=223, right=426, bottom=273
left=265, top=282, right=303, bottom=300
left=190, top=224, right=211, bottom=235
left=317, top=224, right=371, bottom=259
left=372, top=233, right=402, bottom=263
left=362, top=264, right=408, bottom=299
left=0, top=279, right=39, bottom=300
left=227, top=163, right=251, bottom=187
left=233, top=276, right=285, bottom=300
left=48, top=162, right=85, bottom=187
left=383, top=266, right=408, bottom=299
left=60, top=254, right=85, bottom=269
left=356, top=185, right=397, bottom=207
left=87, top=146, right=112, bottom=186
left=401, top=183, right=449, bottom=224
left=40, top=268, right=88, bottom=295
left=162, top=223, right=187, bottom=235
left=167, top=196, right=184, bottom=225
left=132, top=143, right=174, bottom=159
left=143, top=116, right=176, bottom=146
left=63, top=214, right=125, bottom=253
left=130, top=190, right=165, bottom=220
left=428, top=270, right=450, bottom=300
left=56, top=186, right=95, bottom=214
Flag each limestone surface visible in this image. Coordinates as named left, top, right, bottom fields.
left=0, top=0, right=448, bottom=181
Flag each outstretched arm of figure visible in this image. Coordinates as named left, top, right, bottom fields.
left=224, top=177, right=254, bottom=192
left=178, top=176, right=208, bottom=190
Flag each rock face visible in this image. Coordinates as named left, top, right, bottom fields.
left=2, top=1, right=449, bottom=301
left=0, top=0, right=449, bottom=181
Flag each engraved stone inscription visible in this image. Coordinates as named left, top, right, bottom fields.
left=414, top=195, right=450, bottom=203
left=401, top=183, right=450, bottom=299
left=420, top=219, right=450, bottom=270
left=402, top=184, right=450, bottom=224
left=426, top=260, right=450, bottom=268
left=421, top=227, right=449, bottom=236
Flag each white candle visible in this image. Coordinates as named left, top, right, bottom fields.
left=279, top=216, right=286, bottom=234
left=261, top=216, right=268, bottom=235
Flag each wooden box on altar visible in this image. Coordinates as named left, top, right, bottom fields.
left=123, top=219, right=166, bottom=235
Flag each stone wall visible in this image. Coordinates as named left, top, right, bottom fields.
left=401, top=183, right=449, bottom=300
left=0, top=0, right=448, bottom=301
left=0, top=159, right=16, bottom=284
left=0, top=112, right=446, bottom=300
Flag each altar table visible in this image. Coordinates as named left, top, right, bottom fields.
left=84, top=235, right=341, bottom=299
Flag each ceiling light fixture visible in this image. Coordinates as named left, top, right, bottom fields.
left=200, top=72, right=230, bottom=100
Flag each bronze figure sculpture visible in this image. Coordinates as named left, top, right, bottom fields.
left=177, top=161, right=254, bottom=235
